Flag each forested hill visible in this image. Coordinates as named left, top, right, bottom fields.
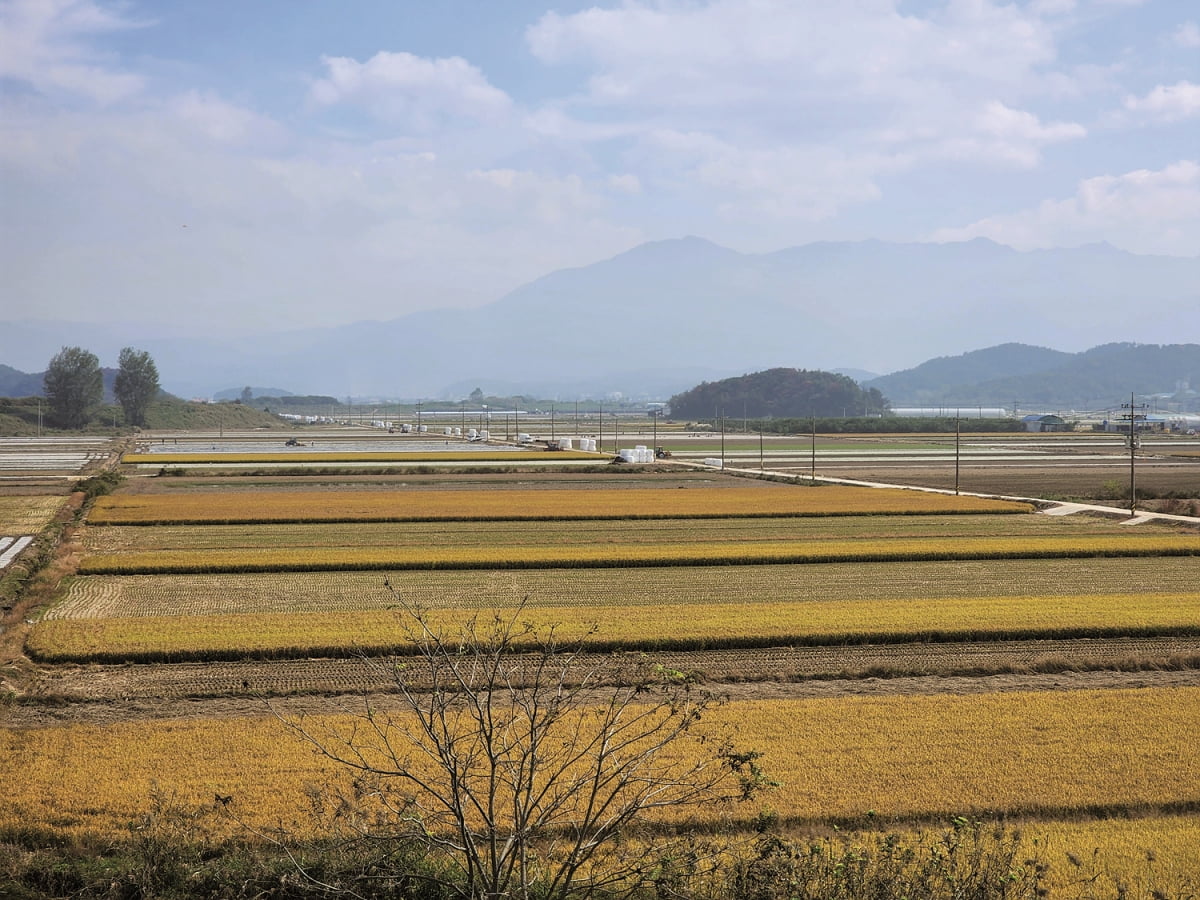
left=669, top=369, right=887, bottom=419
left=0, top=364, right=43, bottom=397
left=867, top=343, right=1200, bottom=409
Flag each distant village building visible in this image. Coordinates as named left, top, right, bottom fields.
left=1021, top=414, right=1067, bottom=432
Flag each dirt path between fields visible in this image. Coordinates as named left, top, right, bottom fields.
left=6, top=637, right=1199, bottom=728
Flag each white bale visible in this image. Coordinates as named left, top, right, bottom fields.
left=480, top=430, right=489, bottom=441
left=559, top=438, right=573, bottom=450
left=704, top=457, right=723, bottom=468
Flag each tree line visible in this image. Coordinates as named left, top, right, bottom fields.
left=42, top=346, right=160, bottom=429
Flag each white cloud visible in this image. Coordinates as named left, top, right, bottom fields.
left=0, top=93, right=639, bottom=331
left=640, top=128, right=896, bottom=220
left=1124, top=81, right=1200, bottom=122
left=0, top=0, right=145, bottom=103
left=976, top=101, right=1085, bottom=142
left=310, top=51, right=512, bottom=129
left=526, top=1, right=1060, bottom=111
left=170, top=91, right=282, bottom=146
left=607, top=174, right=641, bottom=194
left=948, top=100, right=1086, bottom=166
left=1174, top=21, right=1200, bottom=48
left=930, top=161, right=1200, bottom=256
left=522, top=1, right=1088, bottom=219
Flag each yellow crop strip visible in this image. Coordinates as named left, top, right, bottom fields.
left=29, top=593, right=1200, bottom=660
left=79, top=512, right=1157, bottom=553
left=122, top=450, right=599, bottom=463
left=1, top=689, right=1195, bottom=850
left=75, top=532, right=1200, bottom=574
left=87, top=486, right=1031, bottom=524
left=44, top=558, right=1200, bottom=620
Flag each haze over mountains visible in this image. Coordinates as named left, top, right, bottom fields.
left=2, top=237, right=1196, bottom=401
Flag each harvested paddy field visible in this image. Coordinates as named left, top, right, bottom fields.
left=13, top=641, right=1200, bottom=718
left=809, top=462, right=1200, bottom=500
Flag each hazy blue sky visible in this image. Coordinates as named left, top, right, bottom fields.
left=2, top=0, right=1197, bottom=334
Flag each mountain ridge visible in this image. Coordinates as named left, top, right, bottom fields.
left=2, top=236, right=1196, bottom=400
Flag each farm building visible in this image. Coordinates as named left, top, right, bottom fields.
left=1022, top=414, right=1067, bottom=432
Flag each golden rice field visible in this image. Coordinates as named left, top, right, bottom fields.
left=123, top=450, right=599, bottom=464
left=28, top=592, right=1200, bottom=662
left=87, top=485, right=1032, bottom=524
left=1032, top=815, right=1200, bottom=892
left=0, top=496, right=65, bottom=533
left=1, top=688, right=1196, bottom=895
left=77, top=510, right=1159, bottom=553
left=11, top=465, right=1200, bottom=895
left=73, top=531, right=1200, bottom=575
left=47, top=556, right=1200, bottom=619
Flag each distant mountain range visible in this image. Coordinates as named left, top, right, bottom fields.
left=866, top=343, right=1200, bottom=411
left=6, top=342, right=1197, bottom=413
left=2, top=236, right=1197, bottom=400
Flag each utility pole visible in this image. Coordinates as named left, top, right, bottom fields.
left=955, top=413, right=961, bottom=496
left=810, top=415, right=816, bottom=481
left=1121, top=393, right=1148, bottom=517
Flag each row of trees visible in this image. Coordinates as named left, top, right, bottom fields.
left=43, top=346, right=160, bottom=428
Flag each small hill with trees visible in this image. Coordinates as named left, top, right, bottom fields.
left=669, top=368, right=888, bottom=420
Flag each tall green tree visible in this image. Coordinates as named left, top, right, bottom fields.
left=43, top=346, right=104, bottom=429
left=114, top=347, right=160, bottom=427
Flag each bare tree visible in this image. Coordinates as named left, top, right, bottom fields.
left=274, top=592, right=770, bottom=900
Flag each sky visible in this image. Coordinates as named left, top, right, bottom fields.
left=2, top=0, right=1198, bottom=336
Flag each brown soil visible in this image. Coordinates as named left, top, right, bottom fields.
left=7, top=638, right=1199, bottom=728
left=6, top=671, right=1198, bottom=729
